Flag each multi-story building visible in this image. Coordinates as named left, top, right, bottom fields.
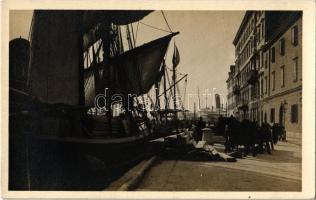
left=230, top=11, right=262, bottom=121
left=227, top=11, right=302, bottom=138
left=261, top=12, right=302, bottom=138
left=226, top=65, right=236, bottom=116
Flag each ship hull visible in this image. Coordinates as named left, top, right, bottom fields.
left=9, top=131, right=148, bottom=191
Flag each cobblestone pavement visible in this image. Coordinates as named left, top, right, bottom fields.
left=136, top=138, right=301, bottom=191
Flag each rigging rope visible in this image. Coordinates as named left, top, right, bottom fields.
left=139, top=21, right=172, bottom=33
left=134, top=22, right=140, bottom=45
left=166, top=66, right=186, bottom=76
left=28, top=13, right=35, bottom=41
left=165, top=69, right=173, bottom=106
left=183, top=78, right=187, bottom=109
left=161, top=11, right=173, bottom=33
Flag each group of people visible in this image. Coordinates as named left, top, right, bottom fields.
left=223, top=115, right=286, bottom=156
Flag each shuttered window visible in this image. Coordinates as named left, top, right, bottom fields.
left=265, top=76, right=268, bottom=94
left=291, top=25, right=298, bottom=46
left=271, top=47, right=275, bottom=63
left=271, top=71, right=275, bottom=91
left=279, top=38, right=285, bottom=56
left=293, top=58, right=298, bottom=82
left=280, top=66, right=285, bottom=87
left=291, top=104, right=299, bottom=123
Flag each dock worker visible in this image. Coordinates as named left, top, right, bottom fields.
left=261, top=121, right=272, bottom=154
left=196, top=117, right=205, bottom=141
left=224, top=123, right=230, bottom=153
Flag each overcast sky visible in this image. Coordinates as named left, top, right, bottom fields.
left=10, top=10, right=244, bottom=110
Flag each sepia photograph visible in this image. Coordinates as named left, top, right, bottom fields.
left=2, top=0, right=315, bottom=199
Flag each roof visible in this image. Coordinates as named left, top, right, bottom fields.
left=233, top=11, right=253, bottom=45
left=263, top=11, right=302, bottom=50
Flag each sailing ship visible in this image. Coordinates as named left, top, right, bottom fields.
left=9, top=10, right=187, bottom=190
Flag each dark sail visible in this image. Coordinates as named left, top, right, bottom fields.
left=28, top=10, right=83, bottom=106
left=28, top=10, right=153, bottom=106
left=83, top=33, right=178, bottom=107
left=113, top=32, right=178, bottom=95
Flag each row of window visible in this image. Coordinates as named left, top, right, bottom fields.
left=236, top=16, right=255, bottom=54
left=269, top=104, right=299, bottom=124
left=270, top=25, right=299, bottom=63
left=235, top=11, right=264, bottom=57
left=255, top=19, right=265, bottom=45
left=257, top=57, right=299, bottom=97
left=237, top=39, right=254, bottom=68
left=271, top=57, right=299, bottom=91
left=230, top=57, right=299, bottom=107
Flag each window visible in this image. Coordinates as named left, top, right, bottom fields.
left=270, top=108, right=275, bottom=123
left=264, top=76, right=268, bottom=94
left=291, top=25, right=298, bottom=46
left=261, top=20, right=265, bottom=38
left=261, top=51, right=264, bottom=69
left=279, top=38, right=285, bottom=56
left=271, top=71, right=275, bottom=91
left=291, top=104, right=299, bottom=123
left=293, top=58, right=298, bottom=82
left=280, top=66, right=285, bottom=87
left=261, top=79, right=264, bottom=95
left=265, top=53, right=268, bottom=68
left=271, top=47, right=275, bottom=63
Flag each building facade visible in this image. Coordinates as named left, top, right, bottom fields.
left=227, top=11, right=302, bottom=138
left=226, top=65, right=236, bottom=116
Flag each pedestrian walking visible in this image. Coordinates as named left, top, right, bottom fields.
left=224, top=123, right=230, bottom=153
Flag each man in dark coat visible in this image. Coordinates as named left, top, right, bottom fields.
left=196, top=117, right=205, bottom=141
left=272, top=123, right=279, bottom=145
left=261, top=121, right=272, bottom=154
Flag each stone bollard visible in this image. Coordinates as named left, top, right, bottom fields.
left=202, top=128, right=214, bottom=144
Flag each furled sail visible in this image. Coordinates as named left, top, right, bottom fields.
left=28, top=10, right=83, bottom=106
left=82, top=10, right=152, bottom=32
left=82, top=10, right=152, bottom=50
left=113, top=32, right=179, bottom=96
left=172, top=44, right=180, bottom=67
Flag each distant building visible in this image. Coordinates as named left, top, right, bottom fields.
left=9, top=37, right=30, bottom=91
left=215, top=94, right=221, bottom=109
left=226, top=65, right=236, bottom=117
left=227, top=11, right=302, bottom=139
left=198, top=107, right=226, bottom=124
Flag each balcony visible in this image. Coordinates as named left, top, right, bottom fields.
left=247, top=70, right=259, bottom=85
left=237, top=99, right=249, bottom=111
left=233, top=85, right=240, bottom=95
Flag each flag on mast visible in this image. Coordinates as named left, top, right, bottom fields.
left=172, top=43, right=180, bottom=67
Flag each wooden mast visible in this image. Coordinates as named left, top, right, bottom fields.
left=78, top=11, right=85, bottom=107
left=101, top=22, right=112, bottom=136
left=163, top=62, right=168, bottom=124
left=172, top=48, right=177, bottom=118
